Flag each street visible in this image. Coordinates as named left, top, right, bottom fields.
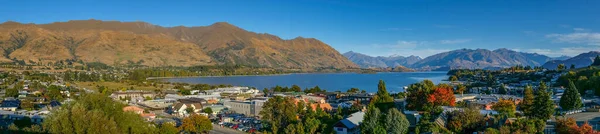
left=210, top=124, right=246, bottom=134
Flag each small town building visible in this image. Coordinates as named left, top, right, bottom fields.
left=333, top=111, right=365, bottom=134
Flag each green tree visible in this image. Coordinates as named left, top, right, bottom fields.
left=592, top=55, right=600, bottom=66
left=43, top=93, right=156, bottom=134
left=521, top=85, right=535, bottom=118
left=19, top=99, right=34, bottom=110
left=5, top=86, right=19, bottom=98
left=532, top=81, right=555, bottom=121
left=291, top=85, right=302, bottom=92
left=47, top=85, right=63, bottom=101
left=179, top=114, right=212, bottom=133
left=295, top=122, right=305, bottom=134
left=185, top=107, right=194, bottom=114
left=449, top=75, right=459, bottom=81
left=159, top=123, right=179, bottom=134
left=498, top=84, right=508, bottom=94
left=284, top=123, right=296, bottom=134
left=347, top=88, right=360, bottom=93
left=372, top=80, right=394, bottom=112
left=13, top=116, right=32, bottom=128
left=558, top=64, right=566, bottom=70
left=446, top=107, right=483, bottom=133
left=375, top=80, right=393, bottom=103
left=456, top=84, right=467, bottom=96
left=485, top=128, right=500, bottom=134
left=374, top=126, right=387, bottom=134
left=304, top=117, right=320, bottom=134
left=385, top=108, right=410, bottom=134
left=492, top=99, right=517, bottom=117
left=571, top=64, right=576, bottom=69
left=361, top=106, right=381, bottom=133
left=202, top=107, right=213, bottom=114
left=560, top=80, right=583, bottom=111
left=259, top=96, right=298, bottom=133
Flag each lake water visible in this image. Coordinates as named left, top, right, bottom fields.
left=163, top=71, right=448, bottom=93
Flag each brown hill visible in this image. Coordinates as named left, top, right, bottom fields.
left=0, top=20, right=357, bottom=68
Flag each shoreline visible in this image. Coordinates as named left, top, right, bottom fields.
left=147, top=71, right=447, bottom=80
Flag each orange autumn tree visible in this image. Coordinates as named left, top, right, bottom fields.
left=428, top=84, right=456, bottom=107
left=406, top=81, right=456, bottom=111
left=556, top=117, right=600, bottom=134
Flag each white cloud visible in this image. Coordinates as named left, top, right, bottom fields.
left=440, top=39, right=472, bottom=44
left=573, top=28, right=590, bottom=32
left=546, top=32, right=600, bottom=45
left=517, top=47, right=598, bottom=57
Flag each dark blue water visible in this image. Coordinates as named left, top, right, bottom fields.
left=163, top=72, right=448, bottom=93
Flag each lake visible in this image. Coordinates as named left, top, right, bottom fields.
left=163, top=71, right=449, bottom=93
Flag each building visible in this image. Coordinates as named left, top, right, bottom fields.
left=203, top=105, right=226, bottom=115
left=123, top=105, right=156, bottom=121
left=333, top=111, right=365, bottom=134
left=224, top=101, right=253, bottom=116
left=0, top=98, right=20, bottom=111
left=200, top=87, right=259, bottom=95
left=123, top=106, right=144, bottom=114
left=223, top=99, right=267, bottom=117
left=172, top=102, right=203, bottom=117
left=111, top=90, right=155, bottom=100
left=310, top=103, right=333, bottom=111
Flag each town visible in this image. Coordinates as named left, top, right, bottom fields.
left=0, top=56, right=599, bottom=134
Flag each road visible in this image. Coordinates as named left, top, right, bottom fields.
left=210, top=124, right=245, bottom=134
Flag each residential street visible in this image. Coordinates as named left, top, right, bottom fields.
left=210, top=124, right=245, bottom=134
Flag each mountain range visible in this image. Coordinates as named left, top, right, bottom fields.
left=344, top=48, right=598, bottom=70
left=542, top=51, right=600, bottom=69
left=342, top=51, right=421, bottom=68
left=0, top=20, right=357, bottom=68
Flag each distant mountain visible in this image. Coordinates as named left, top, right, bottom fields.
left=0, top=20, right=357, bottom=68
left=343, top=51, right=421, bottom=68
left=551, top=55, right=572, bottom=61
left=542, top=51, right=600, bottom=69
left=410, top=48, right=553, bottom=69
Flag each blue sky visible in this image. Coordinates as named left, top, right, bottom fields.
left=2, top=0, right=600, bottom=58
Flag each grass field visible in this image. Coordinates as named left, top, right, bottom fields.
left=74, top=81, right=165, bottom=91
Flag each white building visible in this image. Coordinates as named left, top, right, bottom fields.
left=200, top=87, right=259, bottom=95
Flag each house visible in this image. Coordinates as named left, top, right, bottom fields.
left=111, top=90, right=155, bottom=100
left=123, top=106, right=144, bottom=114
left=311, top=103, right=333, bottom=111
left=178, top=98, right=208, bottom=105
left=0, top=98, right=20, bottom=111
left=123, top=105, right=156, bottom=121
left=172, top=102, right=203, bottom=117
left=47, top=100, right=61, bottom=110
left=333, top=111, right=365, bottom=134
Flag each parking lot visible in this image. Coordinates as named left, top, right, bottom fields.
left=216, top=113, right=262, bottom=133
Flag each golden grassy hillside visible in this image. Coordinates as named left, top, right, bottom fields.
left=0, top=20, right=357, bottom=68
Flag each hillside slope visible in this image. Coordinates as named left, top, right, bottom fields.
left=542, top=51, right=600, bottom=69
left=0, top=20, right=357, bottom=68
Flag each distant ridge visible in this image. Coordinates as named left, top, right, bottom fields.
left=407, top=48, right=553, bottom=69
left=343, top=51, right=421, bottom=68
left=542, top=51, right=600, bottom=69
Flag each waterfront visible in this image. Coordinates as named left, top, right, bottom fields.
left=163, top=71, right=448, bottom=93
